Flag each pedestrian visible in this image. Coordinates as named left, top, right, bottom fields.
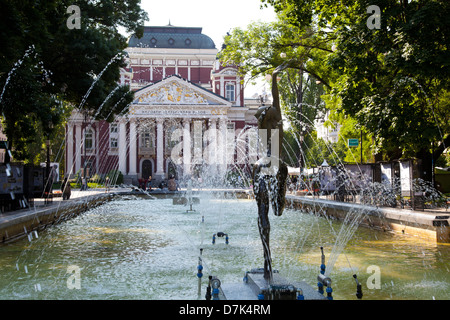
left=80, top=177, right=86, bottom=191
left=147, top=176, right=152, bottom=191
left=105, top=176, right=110, bottom=193
left=61, top=177, right=71, bottom=200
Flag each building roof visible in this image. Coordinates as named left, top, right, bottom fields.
left=128, top=25, right=216, bottom=49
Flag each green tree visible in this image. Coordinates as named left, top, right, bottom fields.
left=219, top=16, right=333, bottom=168
left=262, top=0, right=450, bottom=181
left=302, top=135, right=346, bottom=168
left=0, top=0, right=148, bottom=161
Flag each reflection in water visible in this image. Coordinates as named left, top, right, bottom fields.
left=0, top=196, right=448, bottom=300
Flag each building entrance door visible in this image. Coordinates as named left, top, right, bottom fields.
left=142, top=160, right=153, bottom=179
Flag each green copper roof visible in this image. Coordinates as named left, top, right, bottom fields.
left=128, top=26, right=216, bottom=49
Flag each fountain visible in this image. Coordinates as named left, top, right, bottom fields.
left=185, top=179, right=196, bottom=213
left=0, top=47, right=448, bottom=302
left=172, top=179, right=200, bottom=212
left=1, top=194, right=448, bottom=300
left=209, top=63, right=329, bottom=300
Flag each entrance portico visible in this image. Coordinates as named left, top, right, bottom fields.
left=120, top=75, right=232, bottom=183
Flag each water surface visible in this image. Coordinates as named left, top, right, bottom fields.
left=0, top=195, right=448, bottom=300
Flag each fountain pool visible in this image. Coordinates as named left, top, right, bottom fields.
left=0, top=194, right=448, bottom=300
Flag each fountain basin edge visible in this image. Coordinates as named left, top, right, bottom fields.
left=0, top=190, right=448, bottom=245
left=286, top=195, right=450, bottom=243
left=0, top=192, right=116, bottom=244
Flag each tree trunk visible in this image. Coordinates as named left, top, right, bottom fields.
left=417, top=148, right=432, bottom=182
left=297, top=69, right=304, bottom=169
left=416, top=135, right=450, bottom=184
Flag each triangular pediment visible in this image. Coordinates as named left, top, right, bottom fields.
left=132, top=75, right=231, bottom=106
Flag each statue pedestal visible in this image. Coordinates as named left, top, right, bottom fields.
left=220, top=268, right=326, bottom=300
left=172, top=196, right=200, bottom=205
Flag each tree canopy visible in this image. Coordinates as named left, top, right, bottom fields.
left=219, top=17, right=334, bottom=167
left=260, top=0, right=450, bottom=177
left=0, top=0, right=148, bottom=161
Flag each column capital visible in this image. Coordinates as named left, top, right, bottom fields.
left=117, top=117, right=128, bottom=124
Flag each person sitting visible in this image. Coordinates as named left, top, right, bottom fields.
left=146, top=176, right=152, bottom=191
left=168, top=176, right=178, bottom=191
left=159, top=180, right=167, bottom=189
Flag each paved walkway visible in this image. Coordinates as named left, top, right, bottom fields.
left=285, top=191, right=450, bottom=217
left=0, top=188, right=129, bottom=225
left=31, top=188, right=120, bottom=207
left=2, top=186, right=448, bottom=217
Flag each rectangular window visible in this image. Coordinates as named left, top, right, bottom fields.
left=227, top=123, right=235, bottom=131
left=166, top=126, right=180, bottom=149
left=109, top=123, right=119, bottom=152
left=226, top=84, right=235, bottom=102
left=110, top=137, right=118, bottom=149
left=141, top=130, right=153, bottom=148
left=85, top=129, right=93, bottom=150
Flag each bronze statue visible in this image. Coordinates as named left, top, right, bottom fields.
left=252, top=63, right=288, bottom=282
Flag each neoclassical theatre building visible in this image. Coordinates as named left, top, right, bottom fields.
left=66, top=25, right=259, bottom=184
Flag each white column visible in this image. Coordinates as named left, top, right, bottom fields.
left=183, top=119, right=191, bottom=176
left=156, top=118, right=164, bottom=176
left=66, top=122, right=74, bottom=176
left=208, top=118, right=217, bottom=170
left=193, top=120, right=203, bottom=166
left=220, top=76, right=224, bottom=97
left=226, top=121, right=236, bottom=166
left=118, top=120, right=127, bottom=174
left=236, top=77, right=241, bottom=105
left=218, top=118, right=227, bottom=175
left=75, top=123, right=82, bottom=173
left=129, top=120, right=137, bottom=175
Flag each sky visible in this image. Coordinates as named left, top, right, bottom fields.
left=139, top=0, right=277, bottom=49
left=136, top=0, right=278, bottom=97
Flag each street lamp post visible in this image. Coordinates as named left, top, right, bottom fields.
left=360, top=129, right=363, bottom=164
left=46, top=139, right=50, bottom=179
left=45, top=121, right=53, bottom=204
left=45, top=139, right=50, bottom=197
left=82, top=111, right=88, bottom=191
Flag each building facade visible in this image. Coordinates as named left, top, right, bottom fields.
left=65, top=25, right=258, bottom=184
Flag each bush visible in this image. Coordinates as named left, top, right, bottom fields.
left=106, top=169, right=123, bottom=185
left=90, top=173, right=102, bottom=184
